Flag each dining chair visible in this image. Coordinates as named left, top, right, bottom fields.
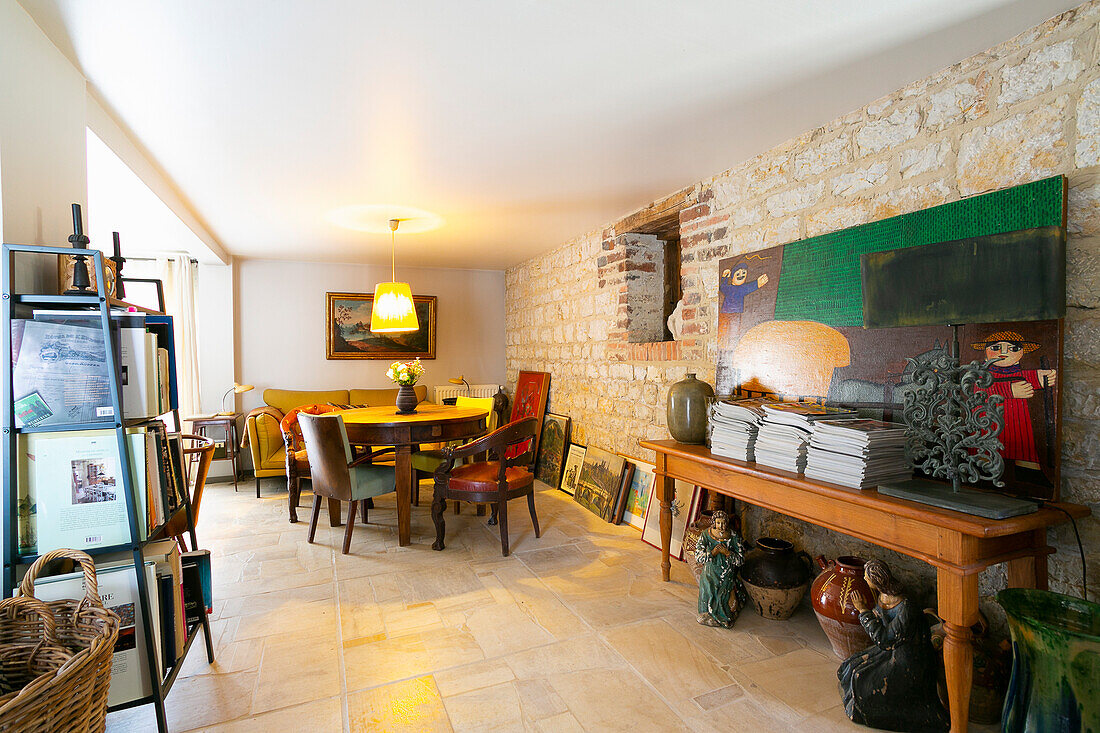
left=165, top=433, right=215, bottom=553
left=411, top=395, right=503, bottom=514
left=430, top=417, right=540, bottom=556
left=298, top=412, right=397, bottom=554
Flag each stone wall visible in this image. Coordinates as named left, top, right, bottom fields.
left=506, top=2, right=1100, bottom=604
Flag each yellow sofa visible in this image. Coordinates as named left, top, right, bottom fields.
left=245, top=386, right=428, bottom=520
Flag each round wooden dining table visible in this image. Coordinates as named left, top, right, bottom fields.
left=338, top=403, right=489, bottom=546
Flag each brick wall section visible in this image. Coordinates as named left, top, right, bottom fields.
left=506, top=3, right=1100, bottom=603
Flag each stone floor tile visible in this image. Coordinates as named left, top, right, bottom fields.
left=251, top=634, right=341, bottom=714
left=343, top=627, right=485, bottom=692
left=434, top=658, right=517, bottom=697
left=442, top=681, right=525, bottom=731
left=547, top=668, right=686, bottom=731
left=348, top=675, right=453, bottom=732
left=736, top=647, right=846, bottom=718
left=201, top=696, right=343, bottom=732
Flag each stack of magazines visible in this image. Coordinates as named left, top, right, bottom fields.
left=755, top=403, right=856, bottom=473
left=804, top=419, right=912, bottom=489
left=708, top=398, right=771, bottom=461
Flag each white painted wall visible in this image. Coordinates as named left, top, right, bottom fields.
left=236, top=259, right=506, bottom=414
left=0, top=0, right=87, bottom=290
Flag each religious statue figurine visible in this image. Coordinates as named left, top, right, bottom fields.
left=838, top=559, right=949, bottom=732
left=694, top=510, right=747, bottom=628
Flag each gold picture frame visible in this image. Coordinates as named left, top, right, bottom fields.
left=325, top=291, right=436, bottom=360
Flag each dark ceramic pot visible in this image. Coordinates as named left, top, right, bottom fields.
left=810, top=555, right=875, bottom=658
left=667, top=373, right=714, bottom=444
left=395, top=384, right=419, bottom=414
left=996, top=588, right=1100, bottom=732
left=740, top=538, right=812, bottom=620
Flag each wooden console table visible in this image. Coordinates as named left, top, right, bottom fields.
left=640, top=439, right=1089, bottom=733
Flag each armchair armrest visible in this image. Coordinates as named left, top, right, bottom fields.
left=437, top=417, right=539, bottom=477
left=349, top=446, right=396, bottom=468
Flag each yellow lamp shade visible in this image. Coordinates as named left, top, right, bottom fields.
left=370, top=282, right=420, bottom=333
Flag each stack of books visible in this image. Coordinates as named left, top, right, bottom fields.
left=708, top=398, right=771, bottom=461
left=805, top=419, right=912, bottom=489
left=754, top=403, right=856, bottom=473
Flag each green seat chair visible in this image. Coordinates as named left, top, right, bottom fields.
left=298, top=412, right=396, bottom=554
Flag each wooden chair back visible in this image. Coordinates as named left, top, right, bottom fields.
left=298, top=412, right=355, bottom=502
left=165, top=433, right=214, bottom=546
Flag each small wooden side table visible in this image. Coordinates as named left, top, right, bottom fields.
left=186, top=414, right=243, bottom=491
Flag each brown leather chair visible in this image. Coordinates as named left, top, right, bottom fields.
left=430, top=417, right=540, bottom=556
left=165, top=434, right=215, bottom=553
left=298, top=412, right=397, bottom=554
left=279, top=404, right=343, bottom=519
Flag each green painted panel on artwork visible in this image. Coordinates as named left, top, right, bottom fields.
left=772, top=175, right=1066, bottom=326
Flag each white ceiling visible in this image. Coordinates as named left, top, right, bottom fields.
left=21, top=0, right=1080, bottom=270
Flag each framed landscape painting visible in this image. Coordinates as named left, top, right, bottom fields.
left=535, top=414, right=570, bottom=487
left=560, top=444, right=586, bottom=495
left=326, top=292, right=436, bottom=360
left=573, top=446, right=627, bottom=522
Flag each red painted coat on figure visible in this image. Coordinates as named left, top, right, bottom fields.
left=986, top=366, right=1044, bottom=464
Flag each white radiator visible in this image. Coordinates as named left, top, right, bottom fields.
left=433, top=384, right=501, bottom=403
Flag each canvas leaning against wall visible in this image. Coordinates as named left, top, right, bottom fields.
left=326, top=292, right=436, bottom=360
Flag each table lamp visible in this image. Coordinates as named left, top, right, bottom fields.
left=219, top=383, right=254, bottom=415
left=860, top=225, right=1065, bottom=519
left=448, top=375, right=471, bottom=396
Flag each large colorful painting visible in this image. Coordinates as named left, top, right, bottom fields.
left=716, top=176, right=1065, bottom=500
left=573, top=446, right=626, bottom=521
left=535, top=414, right=570, bottom=487
left=326, top=292, right=436, bottom=360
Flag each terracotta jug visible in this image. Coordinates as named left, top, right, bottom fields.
left=810, top=555, right=875, bottom=658
left=740, top=538, right=812, bottom=620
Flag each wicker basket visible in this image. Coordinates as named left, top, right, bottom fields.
left=0, top=549, right=120, bottom=733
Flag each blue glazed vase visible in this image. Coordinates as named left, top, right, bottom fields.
left=996, top=588, right=1100, bottom=732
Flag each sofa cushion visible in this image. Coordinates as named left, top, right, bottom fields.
left=350, top=385, right=428, bottom=406
left=264, top=389, right=349, bottom=414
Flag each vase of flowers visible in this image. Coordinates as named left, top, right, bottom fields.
left=387, top=358, right=424, bottom=414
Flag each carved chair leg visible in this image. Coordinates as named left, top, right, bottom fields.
left=487, top=504, right=499, bottom=526
left=287, top=473, right=300, bottom=523
left=431, top=479, right=448, bottom=551
left=342, top=500, right=358, bottom=554
left=307, top=496, right=322, bottom=543
left=497, top=499, right=510, bottom=557
left=527, top=491, right=540, bottom=538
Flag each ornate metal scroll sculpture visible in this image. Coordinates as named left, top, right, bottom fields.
left=903, top=353, right=1005, bottom=491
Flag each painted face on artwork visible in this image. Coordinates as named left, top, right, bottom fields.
left=985, top=341, right=1024, bottom=368
left=732, top=268, right=748, bottom=285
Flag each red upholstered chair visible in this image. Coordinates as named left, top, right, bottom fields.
left=430, top=417, right=540, bottom=556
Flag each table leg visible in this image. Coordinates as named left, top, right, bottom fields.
left=936, top=567, right=979, bottom=733
left=1006, top=529, right=1049, bottom=589
left=660, top=474, right=674, bottom=582
left=396, top=445, right=412, bottom=547
left=230, top=423, right=239, bottom=491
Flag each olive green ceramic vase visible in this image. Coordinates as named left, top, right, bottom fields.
left=996, top=588, right=1100, bottom=733
left=666, top=373, right=714, bottom=444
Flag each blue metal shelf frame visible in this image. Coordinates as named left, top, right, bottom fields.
left=2, top=242, right=215, bottom=732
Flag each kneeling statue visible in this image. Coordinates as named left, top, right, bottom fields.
left=694, top=510, right=746, bottom=628
left=838, top=558, right=949, bottom=732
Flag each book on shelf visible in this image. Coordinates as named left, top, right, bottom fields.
left=145, top=539, right=187, bottom=668
left=18, top=424, right=186, bottom=554
left=181, top=550, right=212, bottom=627
left=11, top=317, right=116, bottom=428
left=33, top=560, right=161, bottom=706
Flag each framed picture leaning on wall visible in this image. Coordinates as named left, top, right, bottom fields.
left=560, top=444, right=586, bottom=496
left=326, top=291, right=436, bottom=360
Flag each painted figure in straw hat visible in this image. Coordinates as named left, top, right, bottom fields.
left=972, top=330, right=1056, bottom=470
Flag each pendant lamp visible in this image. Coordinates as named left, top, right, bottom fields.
left=371, top=218, right=420, bottom=333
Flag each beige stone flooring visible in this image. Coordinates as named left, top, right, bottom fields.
left=104, top=479, right=906, bottom=732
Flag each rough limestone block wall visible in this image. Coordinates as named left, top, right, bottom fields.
left=506, top=3, right=1099, bottom=606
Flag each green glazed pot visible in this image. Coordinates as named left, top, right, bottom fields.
left=667, top=373, right=714, bottom=444
left=996, top=588, right=1100, bottom=732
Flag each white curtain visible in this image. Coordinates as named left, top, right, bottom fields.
left=156, top=256, right=202, bottom=419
